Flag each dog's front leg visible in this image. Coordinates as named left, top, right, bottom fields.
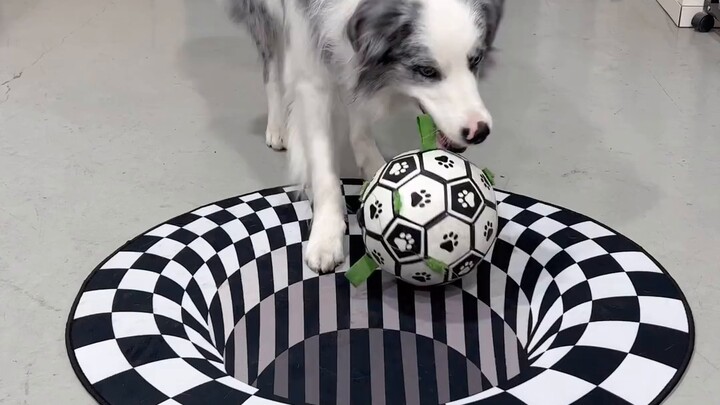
left=348, top=107, right=386, bottom=179
left=265, top=56, right=288, bottom=150
left=297, top=80, right=346, bottom=273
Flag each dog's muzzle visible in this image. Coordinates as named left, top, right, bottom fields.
left=418, top=104, right=468, bottom=153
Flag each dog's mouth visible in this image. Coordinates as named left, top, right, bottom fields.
left=418, top=104, right=467, bottom=153
left=438, top=133, right=467, bottom=153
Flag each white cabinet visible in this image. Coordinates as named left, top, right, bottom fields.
left=657, top=0, right=715, bottom=27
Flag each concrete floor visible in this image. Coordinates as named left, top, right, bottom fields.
left=1, top=0, right=719, bottom=403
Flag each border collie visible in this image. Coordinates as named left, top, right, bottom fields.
left=225, top=0, right=504, bottom=273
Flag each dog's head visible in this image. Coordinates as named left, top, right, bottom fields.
left=348, top=0, right=500, bottom=151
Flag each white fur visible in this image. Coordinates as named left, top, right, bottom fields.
left=246, top=0, right=493, bottom=273
left=264, top=57, right=287, bottom=150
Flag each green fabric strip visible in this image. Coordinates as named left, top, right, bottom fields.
left=482, top=168, right=496, bottom=186
left=425, top=257, right=448, bottom=274
left=393, top=191, right=402, bottom=215
left=417, top=114, right=438, bottom=151
left=360, top=181, right=370, bottom=199
left=345, top=254, right=378, bottom=287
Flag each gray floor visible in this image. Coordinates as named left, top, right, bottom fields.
left=1, top=0, right=719, bottom=403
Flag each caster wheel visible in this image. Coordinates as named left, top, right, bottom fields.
left=691, top=12, right=715, bottom=32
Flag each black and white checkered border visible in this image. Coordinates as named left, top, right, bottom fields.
left=65, top=180, right=694, bottom=405
left=448, top=191, right=695, bottom=404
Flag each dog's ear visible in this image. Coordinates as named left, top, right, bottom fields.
left=467, top=0, right=505, bottom=49
left=347, top=0, right=419, bottom=66
left=481, top=0, right=504, bottom=48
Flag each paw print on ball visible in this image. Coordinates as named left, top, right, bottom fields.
left=435, top=155, right=455, bottom=169
left=397, top=175, right=445, bottom=225
left=363, top=234, right=395, bottom=271
left=384, top=219, right=424, bottom=263
left=470, top=166, right=497, bottom=205
left=483, top=221, right=495, bottom=242
left=427, top=216, right=471, bottom=265
left=440, top=232, right=459, bottom=253
left=362, top=185, right=394, bottom=236
left=412, top=271, right=433, bottom=283
left=380, top=155, right=420, bottom=188
left=371, top=249, right=385, bottom=266
left=394, top=232, right=415, bottom=252
left=420, top=150, right=468, bottom=181
left=457, top=190, right=476, bottom=209
left=389, top=161, right=409, bottom=176
left=459, top=261, right=474, bottom=274
left=479, top=174, right=492, bottom=190
left=369, top=200, right=383, bottom=220
left=399, top=261, right=446, bottom=286
left=410, top=190, right=431, bottom=208
left=448, top=179, right=484, bottom=223
left=450, top=251, right=484, bottom=278
left=472, top=207, right=499, bottom=256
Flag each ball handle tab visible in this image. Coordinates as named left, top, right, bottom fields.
left=417, top=114, right=438, bottom=151
left=345, top=254, right=379, bottom=287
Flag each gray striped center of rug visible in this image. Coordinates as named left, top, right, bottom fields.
left=224, top=273, right=525, bottom=404
left=257, top=330, right=488, bottom=405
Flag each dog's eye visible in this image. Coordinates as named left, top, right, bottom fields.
left=413, top=65, right=441, bottom=80
left=468, top=52, right=485, bottom=70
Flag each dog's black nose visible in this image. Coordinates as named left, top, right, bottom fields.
left=467, top=122, right=490, bottom=144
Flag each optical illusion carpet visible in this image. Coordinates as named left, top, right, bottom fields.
left=66, top=179, right=694, bottom=405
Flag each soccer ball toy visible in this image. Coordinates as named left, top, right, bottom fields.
left=347, top=116, right=499, bottom=287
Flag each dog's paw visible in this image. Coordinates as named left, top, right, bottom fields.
left=265, top=128, right=287, bottom=151
left=305, top=220, right=346, bottom=273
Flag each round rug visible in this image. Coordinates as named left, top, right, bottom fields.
left=66, top=179, right=694, bottom=405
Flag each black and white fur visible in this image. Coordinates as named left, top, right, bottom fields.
left=226, top=0, right=504, bottom=273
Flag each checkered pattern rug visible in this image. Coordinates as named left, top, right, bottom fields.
left=66, top=179, right=693, bottom=405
